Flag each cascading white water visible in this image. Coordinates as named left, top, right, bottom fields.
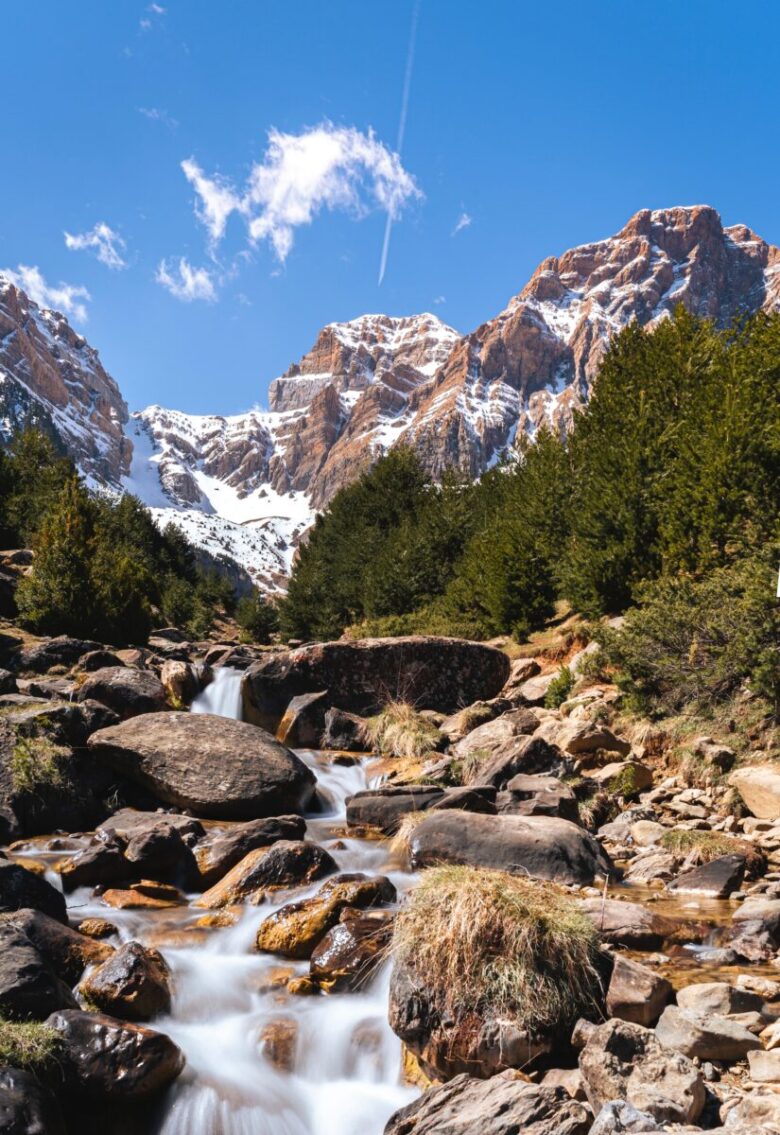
left=191, top=666, right=244, bottom=718
left=66, top=666, right=418, bottom=1134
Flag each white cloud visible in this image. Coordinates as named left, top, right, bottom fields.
left=181, top=122, right=421, bottom=263
left=139, top=18, right=152, bottom=30
left=1, top=265, right=90, bottom=322
left=155, top=257, right=216, bottom=302
left=452, top=211, right=472, bottom=235
left=433, top=295, right=446, bottom=305
left=64, top=222, right=128, bottom=270
left=138, top=106, right=178, bottom=129
left=148, top=2, right=166, bottom=12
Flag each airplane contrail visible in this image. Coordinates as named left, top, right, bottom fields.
left=378, top=0, right=420, bottom=286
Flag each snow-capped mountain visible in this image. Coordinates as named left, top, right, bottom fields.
left=2, top=205, right=779, bottom=588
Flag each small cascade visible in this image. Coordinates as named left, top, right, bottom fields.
left=191, top=666, right=244, bottom=719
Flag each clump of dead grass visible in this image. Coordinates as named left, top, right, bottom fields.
left=660, top=829, right=766, bottom=877
left=392, top=865, right=603, bottom=1036
left=362, top=701, right=443, bottom=759
left=389, top=810, right=430, bottom=860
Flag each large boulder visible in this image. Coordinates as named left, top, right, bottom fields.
left=79, top=941, right=171, bottom=1022
left=383, top=1074, right=591, bottom=1135
left=579, top=899, right=678, bottom=950
left=241, top=638, right=511, bottom=730
left=0, top=862, right=67, bottom=923
left=605, top=955, right=672, bottom=1027
left=0, top=925, right=77, bottom=1019
left=194, top=815, right=306, bottom=887
left=578, top=1018, right=705, bottom=1125
left=77, top=667, right=166, bottom=719
left=407, top=811, right=611, bottom=885
left=730, top=897, right=780, bottom=961
left=15, top=637, right=100, bottom=673
left=195, top=841, right=337, bottom=908
left=346, top=786, right=446, bottom=834
left=310, top=908, right=394, bottom=992
left=730, top=765, right=780, bottom=820
left=451, top=709, right=539, bottom=764
left=87, top=712, right=316, bottom=819
left=0, top=909, right=113, bottom=985
left=654, top=1005, right=761, bottom=1062
left=46, top=1009, right=185, bottom=1099
left=0, top=1066, right=66, bottom=1135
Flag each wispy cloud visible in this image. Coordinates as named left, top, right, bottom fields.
left=64, top=222, right=128, bottom=270
left=452, top=211, right=472, bottom=235
left=148, top=2, right=166, bottom=12
left=138, top=106, right=178, bottom=129
left=181, top=122, right=421, bottom=265
left=140, top=3, right=165, bottom=30
left=433, top=295, right=446, bottom=305
left=1, top=265, right=90, bottom=322
left=155, top=257, right=216, bottom=302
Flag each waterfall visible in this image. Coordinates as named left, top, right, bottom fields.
left=191, top=666, right=244, bottom=720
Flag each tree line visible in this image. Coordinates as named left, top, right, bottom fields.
left=280, top=307, right=780, bottom=649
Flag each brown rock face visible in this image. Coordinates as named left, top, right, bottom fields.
left=0, top=276, right=131, bottom=483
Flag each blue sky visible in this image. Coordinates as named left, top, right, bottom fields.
left=1, top=0, right=779, bottom=415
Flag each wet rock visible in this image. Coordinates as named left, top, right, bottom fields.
left=578, top=1018, right=705, bottom=1125
left=0, top=862, right=67, bottom=923
left=498, top=774, right=579, bottom=822
left=76, top=667, right=166, bottom=719
left=88, top=712, right=316, bottom=820
left=668, top=854, right=746, bottom=898
left=384, top=1073, right=591, bottom=1135
left=242, top=637, right=511, bottom=731
left=579, top=899, right=678, bottom=949
left=0, top=1066, right=66, bottom=1134
left=346, top=786, right=446, bottom=834
left=730, top=897, right=780, bottom=961
left=0, top=925, right=78, bottom=1019
left=80, top=941, right=171, bottom=1022
left=276, top=690, right=329, bottom=747
left=123, top=823, right=195, bottom=881
left=101, top=881, right=186, bottom=910
left=194, top=815, right=306, bottom=887
left=0, top=909, right=113, bottom=985
left=57, top=841, right=131, bottom=892
left=606, top=955, right=672, bottom=1027
left=729, top=764, right=780, bottom=820
left=98, top=808, right=205, bottom=846
left=78, top=918, right=117, bottom=940
left=195, top=840, right=337, bottom=908
left=309, top=908, right=394, bottom=991
left=46, top=1009, right=185, bottom=1099
left=408, top=811, right=611, bottom=885
left=256, top=872, right=396, bottom=959
left=259, top=1017, right=298, bottom=1072
left=655, top=1005, right=761, bottom=1061
left=159, top=660, right=199, bottom=707
left=320, top=707, right=368, bottom=752
left=676, top=981, right=763, bottom=1016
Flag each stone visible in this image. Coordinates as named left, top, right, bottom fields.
left=539, top=1068, right=586, bottom=1100
left=747, top=1048, right=780, bottom=1081
left=320, top=707, right=368, bottom=752
left=499, top=774, right=579, bottom=822
left=79, top=649, right=124, bottom=671
left=582, top=760, right=653, bottom=793
left=78, top=918, right=117, bottom=940
left=535, top=718, right=631, bottom=758
left=578, top=1018, right=705, bottom=1125
left=408, top=811, right=611, bottom=885
left=346, top=786, right=445, bottom=834
left=88, top=712, right=316, bottom=819
left=472, top=735, right=569, bottom=789
left=730, top=897, right=780, bottom=961
left=194, top=815, right=307, bottom=887
left=0, top=925, right=77, bottom=1019
left=500, top=656, right=542, bottom=699
left=0, top=909, right=113, bottom=985
left=654, top=1004, right=761, bottom=1061
left=77, top=667, right=166, bottom=719
left=721, top=1088, right=780, bottom=1131
left=195, top=841, right=337, bottom=908
left=589, top=1101, right=664, bottom=1134
left=100, top=882, right=186, bottom=910
left=80, top=941, right=171, bottom=1021
left=384, top=1075, right=590, bottom=1134
left=276, top=690, right=329, bottom=747
left=630, top=821, right=667, bottom=847
left=46, top=1009, right=185, bottom=1099
left=730, top=765, right=780, bottom=819
left=518, top=673, right=557, bottom=706
left=606, top=955, right=672, bottom=1027
left=428, top=786, right=497, bottom=814
left=692, top=736, right=735, bottom=773
left=159, top=660, right=199, bottom=707
left=0, top=861, right=67, bottom=923
left=241, top=638, right=511, bottom=731
left=256, top=873, right=396, bottom=958
left=668, top=854, right=746, bottom=897
left=676, top=981, right=763, bottom=1016
left=97, top=808, right=205, bottom=846
left=259, top=1017, right=298, bottom=1072
left=15, top=637, right=100, bottom=673
left=56, top=841, right=131, bottom=892
left=451, top=708, right=540, bottom=765
left=579, top=899, right=678, bottom=949
left=310, top=908, right=394, bottom=992
left=0, top=1066, right=66, bottom=1134
left=438, top=701, right=500, bottom=744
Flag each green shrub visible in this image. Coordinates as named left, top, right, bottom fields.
left=393, top=866, right=603, bottom=1036
left=544, top=665, right=575, bottom=709
left=9, top=736, right=69, bottom=796
left=235, top=590, right=279, bottom=644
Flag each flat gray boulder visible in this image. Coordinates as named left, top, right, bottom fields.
left=88, top=712, right=316, bottom=819
left=407, top=810, right=611, bottom=885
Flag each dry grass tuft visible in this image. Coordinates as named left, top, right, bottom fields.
left=393, top=865, right=603, bottom=1036
left=389, top=810, right=430, bottom=860
left=9, top=735, right=69, bottom=795
left=362, top=701, right=443, bottom=759
left=660, top=828, right=766, bottom=877
left=0, top=1018, right=62, bottom=1073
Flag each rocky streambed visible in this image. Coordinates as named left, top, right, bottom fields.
left=0, top=636, right=779, bottom=1133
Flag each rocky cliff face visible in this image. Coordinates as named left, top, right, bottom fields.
left=0, top=275, right=131, bottom=485
left=3, top=206, right=779, bottom=587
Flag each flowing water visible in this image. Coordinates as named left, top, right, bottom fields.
left=63, top=669, right=417, bottom=1134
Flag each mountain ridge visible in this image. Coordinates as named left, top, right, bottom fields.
left=2, top=204, right=778, bottom=587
